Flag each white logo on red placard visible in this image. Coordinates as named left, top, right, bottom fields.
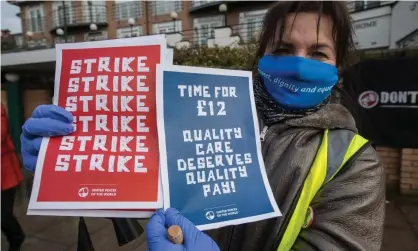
left=78, top=187, right=89, bottom=198
left=359, top=91, right=379, bottom=109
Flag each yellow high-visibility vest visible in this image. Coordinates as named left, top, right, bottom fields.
left=277, top=129, right=370, bottom=251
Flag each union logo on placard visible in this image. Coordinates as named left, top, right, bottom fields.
left=358, top=90, right=379, bottom=109
left=78, top=187, right=89, bottom=198
left=205, top=211, right=215, bottom=220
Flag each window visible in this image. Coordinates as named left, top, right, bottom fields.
left=84, top=30, right=108, bottom=41
left=52, top=1, right=75, bottom=28
left=117, top=26, right=143, bottom=38
left=114, top=1, right=142, bottom=21
left=26, top=4, right=44, bottom=33
left=238, top=10, right=266, bottom=43
left=149, top=1, right=182, bottom=16
left=54, top=35, right=76, bottom=44
left=82, top=0, right=107, bottom=23
left=152, top=21, right=182, bottom=34
left=193, top=15, right=224, bottom=46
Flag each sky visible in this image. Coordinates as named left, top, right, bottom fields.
left=1, top=0, right=22, bottom=33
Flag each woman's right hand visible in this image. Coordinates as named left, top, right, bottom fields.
left=21, top=105, right=74, bottom=172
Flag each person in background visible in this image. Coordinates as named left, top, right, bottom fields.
left=1, top=103, right=26, bottom=251
left=20, top=1, right=385, bottom=251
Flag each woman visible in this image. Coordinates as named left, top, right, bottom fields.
left=2, top=103, right=26, bottom=251
left=203, top=2, right=384, bottom=251
left=21, top=1, right=384, bottom=251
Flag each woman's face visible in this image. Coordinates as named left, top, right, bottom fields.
left=267, top=13, right=337, bottom=66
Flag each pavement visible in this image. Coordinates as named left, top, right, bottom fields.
left=381, top=197, right=418, bottom=251
left=2, top=185, right=418, bottom=251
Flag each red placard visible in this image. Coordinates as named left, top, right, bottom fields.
left=29, top=37, right=165, bottom=210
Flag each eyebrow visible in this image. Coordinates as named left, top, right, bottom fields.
left=278, top=41, right=334, bottom=52
left=311, top=43, right=334, bottom=52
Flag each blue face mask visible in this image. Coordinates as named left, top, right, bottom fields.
left=257, top=55, right=338, bottom=110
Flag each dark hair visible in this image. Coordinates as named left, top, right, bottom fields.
left=255, top=1, right=355, bottom=70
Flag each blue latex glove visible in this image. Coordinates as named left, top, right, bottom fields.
left=21, top=104, right=74, bottom=172
left=146, top=208, right=220, bottom=251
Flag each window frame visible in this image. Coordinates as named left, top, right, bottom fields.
left=116, top=26, right=143, bottom=38
left=114, top=1, right=142, bottom=21
left=150, top=1, right=182, bottom=16
left=152, top=20, right=182, bottom=34
left=26, top=4, right=45, bottom=33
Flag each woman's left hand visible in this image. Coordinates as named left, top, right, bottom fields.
left=146, top=208, right=220, bottom=251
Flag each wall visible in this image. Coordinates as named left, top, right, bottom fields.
left=377, top=147, right=401, bottom=192
left=375, top=146, right=418, bottom=195
left=390, top=1, right=418, bottom=48
left=400, top=149, right=418, bottom=195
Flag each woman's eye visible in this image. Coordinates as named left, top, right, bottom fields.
left=311, top=51, right=328, bottom=59
left=273, top=48, right=291, bottom=55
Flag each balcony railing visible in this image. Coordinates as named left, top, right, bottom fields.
left=154, top=21, right=263, bottom=46
left=22, top=3, right=109, bottom=35
left=49, top=3, right=108, bottom=30
left=1, top=21, right=264, bottom=53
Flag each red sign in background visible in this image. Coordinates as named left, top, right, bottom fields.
left=37, top=45, right=161, bottom=204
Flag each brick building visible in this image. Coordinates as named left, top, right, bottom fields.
left=7, top=0, right=273, bottom=48
left=2, top=1, right=418, bottom=196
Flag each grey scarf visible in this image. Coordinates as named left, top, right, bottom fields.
left=253, top=76, right=330, bottom=126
